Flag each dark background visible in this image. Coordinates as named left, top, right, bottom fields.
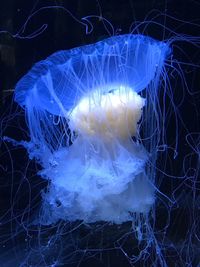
left=0, top=0, right=200, bottom=266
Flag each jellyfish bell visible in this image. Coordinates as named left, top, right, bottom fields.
left=15, top=34, right=170, bottom=116
left=14, top=34, right=171, bottom=224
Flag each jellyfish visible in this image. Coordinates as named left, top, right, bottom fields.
left=14, top=34, right=170, bottom=226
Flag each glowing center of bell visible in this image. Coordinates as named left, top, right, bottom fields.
left=69, top=85, right=145, bottom=139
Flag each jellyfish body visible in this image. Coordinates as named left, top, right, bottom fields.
left=15, top=34, right=170, bottom=224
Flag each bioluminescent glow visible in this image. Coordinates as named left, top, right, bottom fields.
left=2, top=5, right=198, bottom=262
left=14, top=34, right=170, bottom=226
